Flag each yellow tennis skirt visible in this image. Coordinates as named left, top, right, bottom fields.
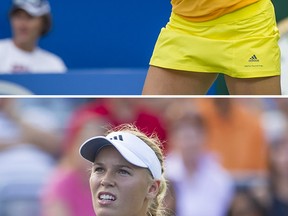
left=150, top=0, right=280, bottom=78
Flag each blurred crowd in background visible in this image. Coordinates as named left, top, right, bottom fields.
left=0, top=97, right=288, bottom=216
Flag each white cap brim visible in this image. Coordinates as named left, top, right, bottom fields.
left=79, top=132, right=162, bottom=180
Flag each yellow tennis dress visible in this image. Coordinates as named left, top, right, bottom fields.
left=150, top=0, right=280, bottom=78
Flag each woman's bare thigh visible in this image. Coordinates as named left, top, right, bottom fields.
left=224, top=75, right=281, bottom=95
left=142, top=66, right=218, bottom=95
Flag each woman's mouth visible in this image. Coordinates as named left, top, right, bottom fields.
left=99, top=194, right=116, bottom=201
left=98, top=192, right=117, bottom=205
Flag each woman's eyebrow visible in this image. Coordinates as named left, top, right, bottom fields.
left=116, top=165, right=134, bottom=170
left=92, top=162, right=104, bottom=166
left=92, top=162, right=134, bottom=170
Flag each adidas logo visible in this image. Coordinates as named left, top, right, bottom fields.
left=248, top=55, right=259, bottom=62
left=110, top=135, right=124, bottom=141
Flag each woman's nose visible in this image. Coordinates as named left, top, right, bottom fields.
left=100, top=172, right=115, bottom=187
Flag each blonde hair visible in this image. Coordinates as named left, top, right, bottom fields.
left=106, top=123, right=167, bottom=216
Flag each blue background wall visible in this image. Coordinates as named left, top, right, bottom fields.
left=0, top=0, right=171, bottom=69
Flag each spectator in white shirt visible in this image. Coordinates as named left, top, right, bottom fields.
left=165, top=110, right=234, bottom=216
left=0, top=0, right=66, bottom=73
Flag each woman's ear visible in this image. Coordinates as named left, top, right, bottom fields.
left=146, top=180, right=160, bottom=199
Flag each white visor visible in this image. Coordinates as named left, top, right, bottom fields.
left=79, top=131, right=162, bottom=180
left=13, top=0, right=50, bottom=17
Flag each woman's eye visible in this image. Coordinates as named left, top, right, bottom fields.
left=118, top=169, right=130, bottom=175
left=94, top=167, right=104, bottom=173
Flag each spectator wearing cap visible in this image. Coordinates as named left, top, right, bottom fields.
left=79, top=124, right=167, bottom=216
left=0, top=0, right=66, bottom=73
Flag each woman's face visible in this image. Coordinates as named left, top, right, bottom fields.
left=90, top=146, right=159, bottom=216
left=11, top=10, right=43, bottom=46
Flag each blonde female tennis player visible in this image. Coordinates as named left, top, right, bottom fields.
left=79, top=124, right=167, bottom=216
left=142, top=0, right=281, bottom=95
